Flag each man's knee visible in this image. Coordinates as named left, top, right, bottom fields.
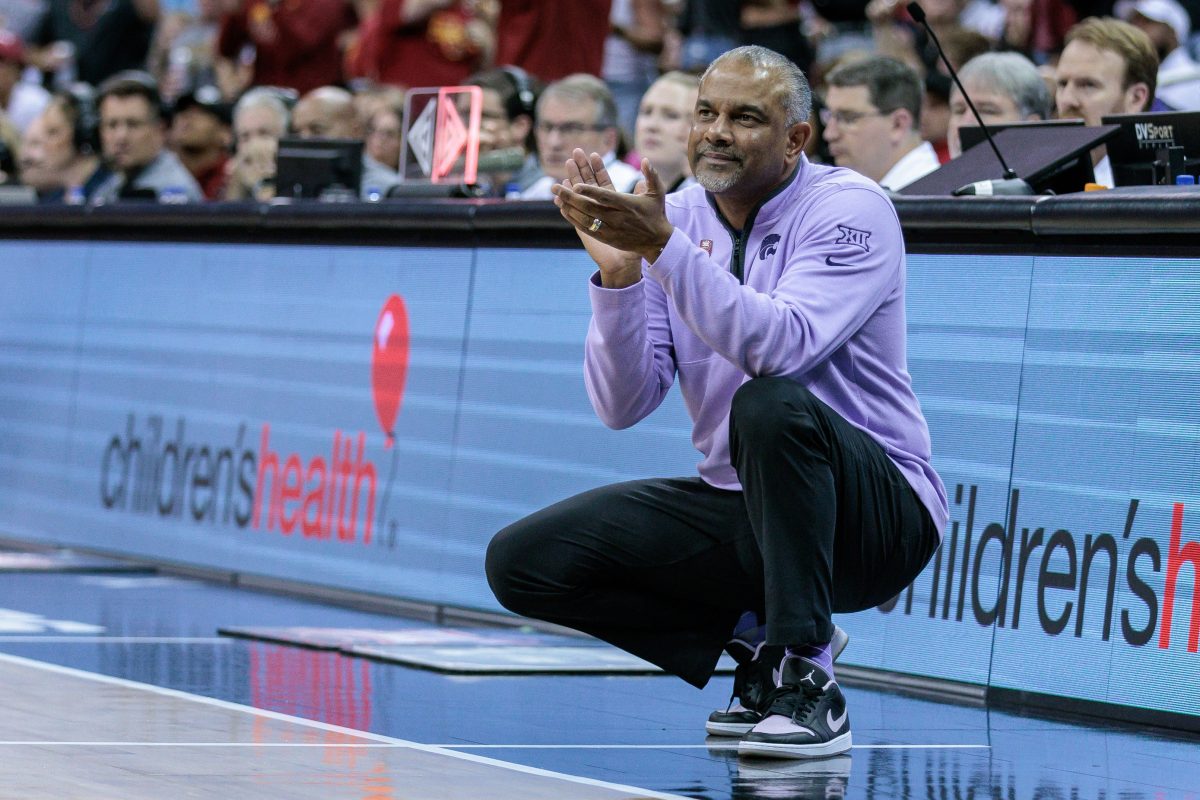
left=730, top=377, right=824, bottom=450
left=485, top=523, right=536, bottom=614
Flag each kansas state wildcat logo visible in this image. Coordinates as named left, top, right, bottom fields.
left=758, top=234, right=781, bottom=261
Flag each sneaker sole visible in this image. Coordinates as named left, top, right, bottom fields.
left=705, top=719, right=758, bottom=736
left=737, top=731, right=853, bottom=759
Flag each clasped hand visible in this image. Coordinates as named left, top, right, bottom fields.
left=551, top=149, right=674, bottom=289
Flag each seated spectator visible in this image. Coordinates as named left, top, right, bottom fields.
left=292, top=85, right=361, bottom=139
left=224, top=85, right=289, bottom=201
left=169, top=85, right=232, bottom=200
left=947, top=52, right=1052, bottom=157
left=0, top=29, right=48, bottom=134
left=823, top=55, right=940, bottom=190
left=1054, top=17, right=1157, bottom=186
left=520, top=73, right=642, bottom=199
left=16, top=88, right=108, bottom=202
left=922, top=26, right=991, bottom=161
left=633, top=70, right=699, bottom=193
left=1118, top=0, right=1200, bottom=109
left=292, top=84, right=398, bottom=199
left=363, top=95, right=401, bottom=182
left=216, top=0, right=352, bottom=95
left=465, top=66, right=542, bottom=195
left=91, top=71, right=204, bottom=203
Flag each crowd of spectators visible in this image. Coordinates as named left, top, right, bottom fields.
left=0, top=0, right=1196, bottom=202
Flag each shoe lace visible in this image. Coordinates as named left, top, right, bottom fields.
left=762, top=680, right=824, bottom=721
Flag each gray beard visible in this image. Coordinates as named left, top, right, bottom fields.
left=695, top=164, right=743, bottom=193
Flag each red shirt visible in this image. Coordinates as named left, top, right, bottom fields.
left=494, top=0, right=613, bottom=82
left=218, top=0, right=353, bottom=94
left=345, top=0, right=482, bottom=88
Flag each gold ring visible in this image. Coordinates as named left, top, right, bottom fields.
left=588, top=218, right=603, bottom=233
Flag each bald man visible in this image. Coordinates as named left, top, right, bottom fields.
left=291, top=86, right=397, bottom=199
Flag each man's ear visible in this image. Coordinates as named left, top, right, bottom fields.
left=786, top=121, right=811, bottom=160
left=890, top=108, right=914, bottom=141
left=1124, top=82, right=1150, bottom=113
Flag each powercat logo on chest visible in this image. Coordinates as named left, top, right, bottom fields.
left=758, top=234, right=781, bottom=261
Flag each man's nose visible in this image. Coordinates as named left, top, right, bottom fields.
left=704, top=115, right=732, bottom=143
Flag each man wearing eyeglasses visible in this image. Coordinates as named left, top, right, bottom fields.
left=822, top=56, right=940, bottom=191
left=519, top=73, right=642, bottom=199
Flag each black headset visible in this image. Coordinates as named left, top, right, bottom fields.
left=499, top=65, right=537, bottom=119
left=60, top=82, right=100, bottom=155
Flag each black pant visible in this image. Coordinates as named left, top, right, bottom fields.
left=486, top=377, right=939, bottom=688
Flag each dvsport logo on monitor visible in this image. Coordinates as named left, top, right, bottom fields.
left=98, top=295, right=411, bottom=547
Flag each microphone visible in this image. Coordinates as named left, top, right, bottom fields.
left=906, top=1, right=1033, bottom=196
left=476, top=146, right=528, bottom=174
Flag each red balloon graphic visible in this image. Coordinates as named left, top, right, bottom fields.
left=371, top=295, right=410, bottom=448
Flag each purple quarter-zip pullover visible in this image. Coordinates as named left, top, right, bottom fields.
left=583, top=155, right=948, bottom=535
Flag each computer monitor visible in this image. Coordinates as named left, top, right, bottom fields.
left=1101, top=110, right=1200, bottom=186
left=274, top=137, right=363, bottom=200
left=958, top=119, right=1083, bottom=153
left=900, top=123, right=1118, bottom=196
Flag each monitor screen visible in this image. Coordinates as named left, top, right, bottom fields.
left=958, top=119, right=1083, bottom=154
left=1100, top=110, right=1200, bottom=186
left=274, top=137, right=364, bottom=200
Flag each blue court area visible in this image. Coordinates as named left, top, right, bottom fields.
left=1, top=569, right=1198, bottom=799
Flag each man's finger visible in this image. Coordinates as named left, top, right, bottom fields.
left=588, top=152, right=614, bottom=189
left=641, top=158, right=664, bottom=196
left=564, top=158, right=584, bottom=188
left=573, top=148, right=598, bottom=185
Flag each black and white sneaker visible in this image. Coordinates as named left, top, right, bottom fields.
left=737, top=655, right=852, bottom=759
left=706, top=625, right=849, bottom=738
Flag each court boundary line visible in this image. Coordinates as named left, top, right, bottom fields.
left=0, top=636, right=230, bottom=643
left=0, top=651, right=689, bottom=800
left=0, top=742, right=992, bottom=750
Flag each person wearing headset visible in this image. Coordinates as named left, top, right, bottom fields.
left=465, top=65, right=542, bottom=195
left=17, top=86, right=109, bottom=203
left=91, top=70, right=203, bottom=203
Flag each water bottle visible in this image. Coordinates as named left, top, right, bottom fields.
left=1176, top=174, right=1196, bottom=186
left=65, top=185, right=85, bottom=205
left=51, top=41, right=76, bottom=92
left=158, top=186, right=189, bottom=204
left=365, top=185, right=382, bottom=202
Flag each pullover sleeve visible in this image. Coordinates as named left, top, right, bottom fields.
left=646, top=186, right=902, bottom=379
left=583, top=272, right=677, bottom=430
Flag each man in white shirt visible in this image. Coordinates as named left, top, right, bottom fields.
left=1054, top=17, right=1158, bottom=187
left=1118, top=0, right=1200, bottom=110
left=520, top=73, right=642, bottom=199
left=822, top=56, right=940, bottom=191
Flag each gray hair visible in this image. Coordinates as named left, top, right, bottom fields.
left=958, top=52, right=1052, bottom=120
left=233, top=87, right=291, bottom=133
left=826, top=56, right=923, bottom=126
left=702, top=45, right=812, bottom=126
left=539, top=73, right=619, bottom=130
